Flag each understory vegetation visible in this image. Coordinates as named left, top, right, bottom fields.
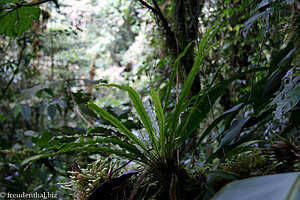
left=0, top=0, right=299, bottom=200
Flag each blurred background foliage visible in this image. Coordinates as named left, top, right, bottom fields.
left=0, top=0, right=299, bottom=199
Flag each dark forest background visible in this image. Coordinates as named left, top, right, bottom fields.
left=0, top=0, right=299, bottom=199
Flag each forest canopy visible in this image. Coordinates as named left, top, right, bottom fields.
left=0, top=0, right=299, bottom=199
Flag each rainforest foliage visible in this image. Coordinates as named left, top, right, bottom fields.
left=0, top=0, right=299, bottom=199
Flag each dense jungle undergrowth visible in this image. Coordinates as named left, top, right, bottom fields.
left=0, top=0, right=299, bottom=200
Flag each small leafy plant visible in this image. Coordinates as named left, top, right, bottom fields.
left=86, top=24, right=224, bottom=198
left=21, top=24, right=224, bottom=198
left=20, top=4, right=300, bottom=196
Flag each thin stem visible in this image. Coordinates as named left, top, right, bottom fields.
left=249, top=36, right=265, bottom=101
left=109, top=160, right=133, bottom=179
left=70, top=91, right=93, bottom=127
left=2, top=36, right=26, bottom=98
left=137, top=0, right=158, bottom=13
left=206, top=91, right=220, bottom=137
left=137, top=0, right=177, bottom=56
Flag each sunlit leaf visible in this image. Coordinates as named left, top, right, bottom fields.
left=0, top=6, right=40, bottom=37
left=212, top=172, right=300, bottom=200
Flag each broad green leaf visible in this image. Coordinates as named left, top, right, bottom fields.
left=269, top=42, right=294, bottom=70
left=220, top=117, right=251, bottom=147
left=20, top=104, right=31, bottom=122
left=222, top=103, right=245, bottom=115
left=11, top=104, right=21, bottom=119
left=32, top=130, right=54, bottom=148
left=0, top=6, right=40, bottom=37
left=212, top=172, right=300, bottom=200
left=277, top=48, right=296, bottom=67
left=262, top=69, right=284, bottom=97
left=262, top=46, right=296, bottom=97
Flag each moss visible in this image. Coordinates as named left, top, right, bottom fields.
left=219, top=153, right=273, bottom=178
left=204, top=149, right=279, bottom=191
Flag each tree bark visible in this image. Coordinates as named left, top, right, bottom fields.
left=137, top=0, right=205, bottom=97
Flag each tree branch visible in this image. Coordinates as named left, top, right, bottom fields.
left=0, top=0, right=57, bottom=21
left=21, top=0, right=54, bottom=7
left=137, top=0, right=178, bottom=56
left=1, top=36, right=26, bottom=98
left=249, top=36, right=265, bottom=101
left=151, top=0, right=161, bottom=12
left=137, top=0, right=158, bottom=13
left=70, top=91, right=93, bottom=127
